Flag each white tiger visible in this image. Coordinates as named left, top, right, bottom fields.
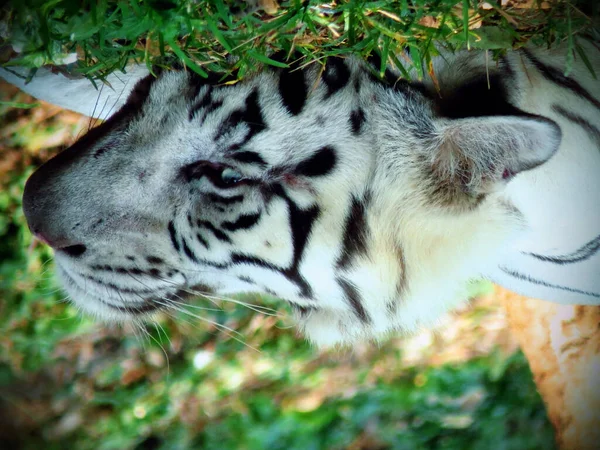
left=2, top=40, right=599, bottom=346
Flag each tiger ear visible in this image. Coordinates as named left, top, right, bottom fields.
left=429, top=115, right=561, bottom=198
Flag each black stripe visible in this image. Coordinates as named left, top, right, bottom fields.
left=124, top=71, right=162, bottom=116
left=181, top=237, right=199, bottom=262
left=366, top=53, right=398, bottom=86
left=188, top=83, right=225, bottom=122
left=281, top=185, right=320, bottom=298
left=349, top=108, right=366, bottom=135
left=279, top=62, right=307, bottom=115
left=500, top=56, right=515, bottom=80
left=200, top=99, right=224, bottom=122
left=241, top=89, right=266, bottom=138
left=196, top=233, right=210, bottom=249
left=215, top=88, right=266, bottom=143
left=322, top=58, right=351, bottom=98
left=527, top=233, right=600, bottom=265
left=230, top=151, right=267, bottom=167
left=229, top=183, right=320, bottom=299
left=264, top=287, right=278, bottom=297
left=197, top=220, right=232, bottom=243
left=186, top=71, right=206, bottom=102
left=238, top=275, right=254, bottom=284
left=86, top=275, right=168, bottom=295
left=196, top=258, right=229, bottom=269
left=98, top=297, right=162, bottom=315
left=147, top=256, right=164, bottom=265
left=337, top=195, right=369, bottom=269
left=291, top=304, right=316, bottom=318
left=231, top=253, right=277, bottom=270
left=285, top=199, right=320, bottom=270
left=91, top=265, right=159, bottom=279
left=231, top=253, right=313, bottom=298
left=500, top=266, right=600, bottom=298
left=523, top=49, right=600, bottom=112
left=553, top=104, right=600, bottom=148
left=90, top=264, right=115, bottom=272
left=388, top=245, right=407, bottom=314
left=295, top=146, right=336, bottom=177
left=188, top=86, right=213, bottom=121
left=337, top=277, right=371, bottom=323
left=221, top=213, right=261, bottom=232
left=168, top=220, right=180, bottom=252
left=207, top=193, right=244, bottom=205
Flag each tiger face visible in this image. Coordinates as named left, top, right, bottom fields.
left=22, top=56, right=560, bottom=345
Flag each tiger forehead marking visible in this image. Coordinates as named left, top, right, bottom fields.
left=21, top=43, right=600, bottom=345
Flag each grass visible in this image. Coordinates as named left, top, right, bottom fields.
left=0, top=83, right=556, bottom=450
left=1, top=0, right=598, bottom=84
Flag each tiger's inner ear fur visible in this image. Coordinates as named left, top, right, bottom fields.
left=427, top=115, right=562, bottom=208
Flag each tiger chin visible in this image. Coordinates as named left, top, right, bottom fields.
left=18, top=42, right=600, bottom=347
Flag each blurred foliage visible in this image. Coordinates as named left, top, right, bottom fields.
left=0, top=83, right=557, bottom=449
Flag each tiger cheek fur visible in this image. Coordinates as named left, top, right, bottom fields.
left=22, top=43, right=600, bottom=346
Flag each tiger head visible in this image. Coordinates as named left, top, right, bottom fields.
left=22, top=57, right=560, bottom=345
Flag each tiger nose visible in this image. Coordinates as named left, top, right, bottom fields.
left=24, top=202, right=88, bottom=257
left=22, top=152, right=87, bottom=257
left=25, top=213, right=88, bottom=256
left=30, top=230, right=87, bottom=257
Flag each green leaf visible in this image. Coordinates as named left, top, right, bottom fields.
left=463, top=0, right=470, bottom=49
left=0, top=101, right=40, bottom=109
left=205, top=14, right=233, bottom=53
left=564, top=5, right=574, bottom=77
left=247, top=50, right=289, bottom=68
left=471, top=26, right=514, bottom=50
left=164, top=35, right=208, bottom=78
left=575, top=40, right=597, bottom=79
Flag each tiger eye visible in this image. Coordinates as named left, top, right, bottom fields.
left=220, top=167, right=243, bottom=184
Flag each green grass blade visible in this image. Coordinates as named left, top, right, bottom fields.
left=205, top=14, right=233, bottom=53
left=575, top=40, right=597, bottom=79
left=164, top=36, right=208, bottom=78
left=247, top=50, right=289, bottom=68
left=463, top=0, right=470, bottom=49
left=0, top=101, right=40, bottom=109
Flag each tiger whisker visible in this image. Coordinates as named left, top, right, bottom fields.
left=140, top=272, right=280, bottom=316
left=155, top=298, right=245, bottom=338
left=131, top=316, right=171, bottom=377
left=130, top=318, right=148, bottom=349
left=159, top=305, right=205, bottom=333
left=151, top=320, right=172, bottom=378
left=177, top=288, right=279, bottom=316
left=88, top=82, right=105, bottom=131
left=154, top=298, right=260, bottom=353
left=152, top=318, right=172, bottom=347
left=93, top=95, right=111, bottom=129
left=101, top=72, right=132, bottom=122
left=203, top=295, right=281, bottom=317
